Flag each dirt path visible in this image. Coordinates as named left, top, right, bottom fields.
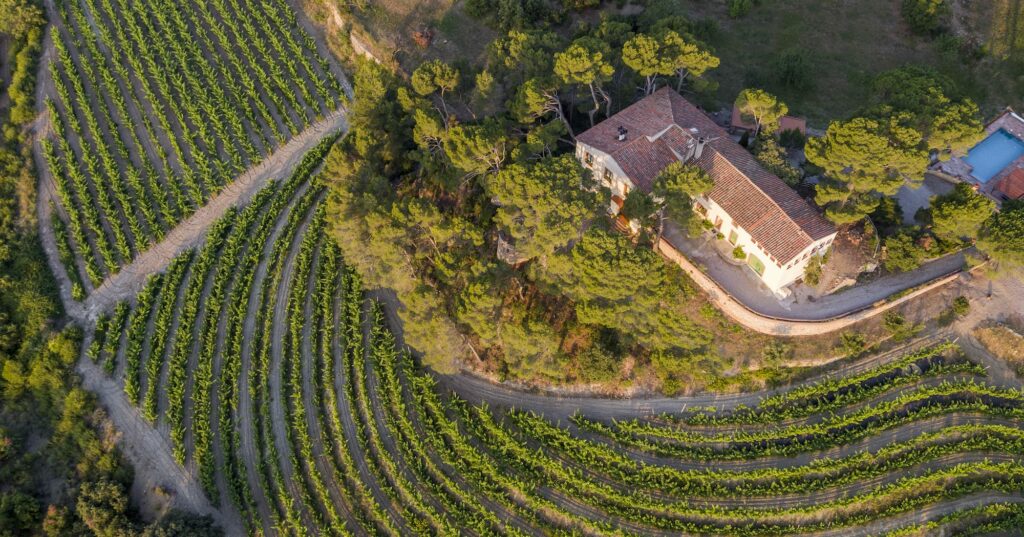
left=438, top=330, right=956, bottom=423
left=32, top=25, right=91, bottom=320
left=77, top=345, right=233, bottom=530
left=282, top=0, right=352, bottom=96
left=71, top=108, right=346, bottom=322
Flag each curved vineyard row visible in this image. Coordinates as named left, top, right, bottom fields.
left=85, top=144, right=1024, bottom=536
left=41, top=0, right=344, bottom=288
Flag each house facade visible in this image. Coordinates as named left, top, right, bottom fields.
left=575, top=88, right=837, bottom=296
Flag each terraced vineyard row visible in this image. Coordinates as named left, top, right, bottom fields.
left=41, top=0, right=344, bottom=293
left=85, top=144, right=1024, bottom=536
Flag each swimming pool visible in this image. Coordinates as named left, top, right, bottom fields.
left=963, top=129, right=1024, bottom=182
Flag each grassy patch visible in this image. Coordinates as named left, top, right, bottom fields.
left=335, top=0, right=1023, bottom=121
left=659, top=0, right=1023, bottom=123
left=975, top=325, right=1024, bottom=373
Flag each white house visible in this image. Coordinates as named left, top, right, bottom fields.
left=575, top=88, right=837, bottom=297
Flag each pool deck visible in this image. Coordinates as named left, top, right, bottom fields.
left=933, top=108, right=1024, bottom=203
left=989, top=109, right=1024, bottom=140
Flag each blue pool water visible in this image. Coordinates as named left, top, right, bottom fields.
left=963, top=129, right=1024, bottom=182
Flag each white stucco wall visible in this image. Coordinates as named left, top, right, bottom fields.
left=576, top=144, right=634, bottom=200
left=696, top=195, right=834, bottom=294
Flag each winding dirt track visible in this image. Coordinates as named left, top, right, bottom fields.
left=439, top=331, right=957, bottom=423
left=77, top=346, right=234, bottom=530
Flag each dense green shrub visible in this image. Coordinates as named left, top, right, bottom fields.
left=754, top=134, right=802, bottom=187
left=5, top=26, right=44, bottom=135
left=901, top=0, right=949, bottom=35
left=561, top=0, right=600, bottom=9
left=803, top=255, right=823, bottom=286
left=575, top=345, right=621, bottom=382
left=839, top=331, right=868, bottom=358
left=761, top=341, right=792, bottom=366
left=952, top=295, right=970, bottom=316
left=464, top=0, right=553, bottom=31
left=884, top=231, right=927, bottom=272
left=771, top=49, right=814, bottom=91
left=728, top=0, right=754, bottom=18
left=870, top=197, right=905, bottom=238
left=779, top=128, right=806, bottom=149
left=883, top=311, right=923, bottom=342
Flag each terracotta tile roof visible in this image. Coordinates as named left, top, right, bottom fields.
left=996, top=168, right=1024, bottom=200
left=577, top=87, right=835, bottom=263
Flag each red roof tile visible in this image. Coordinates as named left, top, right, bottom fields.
left=577, top=88, right=834, bottom=263
left=996, top=168, right=1024, bottom=200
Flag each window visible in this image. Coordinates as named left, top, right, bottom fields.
left=728, top=230, right=738, bottom=245
left=747, top=254, right=766, bottom=276
left=714, top=216, right=723, bottom=230
left=695, top=203, right=707, bottom=216
left=603, top=168, right=613, bottom=183
left=584, top=152, right=594, bottom=165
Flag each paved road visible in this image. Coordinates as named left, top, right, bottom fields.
left=662, top=221, right=967, bottom=322
left=656, top=232, right=964, bottom=336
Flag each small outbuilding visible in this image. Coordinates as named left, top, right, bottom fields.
left=995, top=168, right=1024, bottom=201
left=729, top=106, right=807, bottom=136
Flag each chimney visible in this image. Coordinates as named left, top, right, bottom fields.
left=617, top=126, right=628, bottom=141
left=694, top=137, right=708, bottom=160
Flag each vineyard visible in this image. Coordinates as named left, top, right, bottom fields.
left=78, top=141, right=1024, bottom=536
left=39, top=0, right=344, bottom=297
